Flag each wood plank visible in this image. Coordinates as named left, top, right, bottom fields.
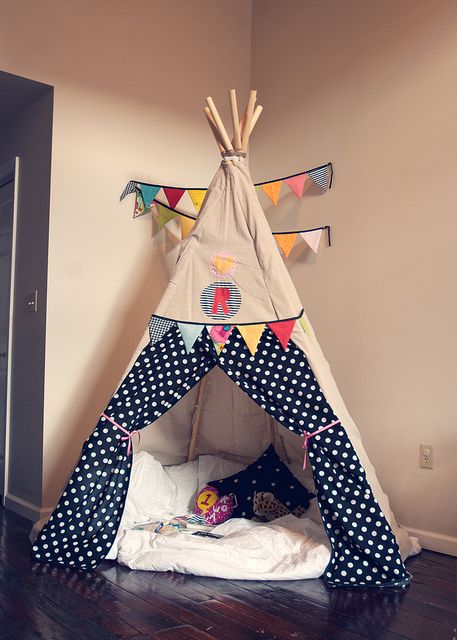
left=2, top=506, right=457, bottom=640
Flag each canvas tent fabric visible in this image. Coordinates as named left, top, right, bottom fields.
left=31, top=156, right=413, bottom=588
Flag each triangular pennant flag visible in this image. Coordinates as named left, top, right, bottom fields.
left=206, top=325, right=234, bottom=355
left=187, top=189, right=206, bottom=213
left=120, top=180, right=137, bottom=200
left=148, top=316, right=176, bottom=345
left=134, top=190, right=146, bottom=217
left=237, top=324, right=266, bottom=356
left=267, top=319, right=295, bottom=350
left=180, top=216, right=195, bottom=240
left=307, top=166, right=328, bottom=191
left=178, top=323, right=204, bottom=353
left=275, top=233, right=297, bottom=257
left=284, top=174, right=308, bottom=198
left=163, top=187, right=186, bottom=210
left=209, top=324, right=234, bottom=344
left=140, top=185, right=161, bottom=209
left=261, top=180, right=283, bottom=205
left=301, top=229, right=323, bottom=253
left=155, top=204, right=177, bottom=229
left=299, top=316, right=309, bottom=335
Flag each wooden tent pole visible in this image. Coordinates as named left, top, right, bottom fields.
left=206, top=97, right=233, bottom=152
left=187, top=376, right=208, bottom=461
left=229, top=89, right=242, bottom=150
left=241, top=89, right=257, bottom=152
left=249, top=104, right=263, bottom=135
left=203, top=107, right=225, bottom=152
left=267, top=413, right=290, bottom=463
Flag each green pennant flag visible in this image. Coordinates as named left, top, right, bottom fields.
left=155, top=204, right=177, bottom=229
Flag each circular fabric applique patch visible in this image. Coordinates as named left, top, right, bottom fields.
left=200, top=281, right=241, bottom=320
left=209, top=251, right=237, bottom=278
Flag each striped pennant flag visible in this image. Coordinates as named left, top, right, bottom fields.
left=120, top=180, right=137, bottom=201
left=307, top=166, right=329, bottom=191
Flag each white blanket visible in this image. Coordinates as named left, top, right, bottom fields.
left=116, top=514, right=331, bottom=580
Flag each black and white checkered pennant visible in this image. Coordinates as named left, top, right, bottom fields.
left=148, top=315, right=176, bottom=346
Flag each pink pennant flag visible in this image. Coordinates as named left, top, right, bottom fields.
left=301, top=229, right=323, bottom=254
left=267, top=319, right=295, bottom=350
left=284, top=174, right=308, bottom=199
left=163, top=187, right=186, bottom=210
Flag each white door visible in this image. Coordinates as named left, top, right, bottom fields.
left=0, top=178, right=14, bottom=498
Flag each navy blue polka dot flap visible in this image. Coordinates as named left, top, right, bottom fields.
left=209, top=444, right=315, bottom=519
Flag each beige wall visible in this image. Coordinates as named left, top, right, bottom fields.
left=0, top=0, right=252, bottom=507
left=251, top=0, right=457, bottom=544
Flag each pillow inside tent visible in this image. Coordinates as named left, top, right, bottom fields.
left=208, top=444, right=315, bottom=519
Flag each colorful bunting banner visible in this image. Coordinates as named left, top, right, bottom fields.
left=238, top=323, right=266, bottom=356
left=274, top=226, right=331, bottom=256
left=151, top=317, right=305, bottom=355
left=188, top=189, right=206, bottom=213
left=122, top=162, right=334, bottom=251
left=120, top=162, right=332, bottom=207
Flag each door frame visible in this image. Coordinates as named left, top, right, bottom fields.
left=0, top=157, right=19, bottom=505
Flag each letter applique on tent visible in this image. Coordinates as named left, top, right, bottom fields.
left=32, top=90, right=412, bottom=591
left=200, top=282, right=241, bottom=320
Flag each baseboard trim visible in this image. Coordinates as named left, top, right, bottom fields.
left=5, top=493, right=53, bottom=523
left=404, top=525, right=457, bottom=557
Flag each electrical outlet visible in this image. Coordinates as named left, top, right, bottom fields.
left=420, top=444, right=433, bottom=469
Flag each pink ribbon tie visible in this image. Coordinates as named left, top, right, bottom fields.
left=102, top=413, right=140, bottom=455
left=302, top=420, right=341, bottom=469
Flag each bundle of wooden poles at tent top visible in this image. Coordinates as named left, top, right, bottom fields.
left=204, top=89, right=263, bottom=153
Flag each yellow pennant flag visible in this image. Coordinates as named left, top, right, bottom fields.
left=180, top=215, right=195, bottom=240
left=155, top=204, right=177, bottom=230
left=238, top=324, right=266, bottom=356
left=299, top=316, right=310, bottom=335
left=261, top=180, right=282, bottom=205
left=275, top=233, right=297, bottom=257
left=188, top=189, right=206, bottom=213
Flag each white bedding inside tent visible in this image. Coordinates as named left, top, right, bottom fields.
left=106, top=451, right=332, bottom=580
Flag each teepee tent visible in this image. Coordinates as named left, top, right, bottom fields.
left=32, top=90, right=414, bottom=588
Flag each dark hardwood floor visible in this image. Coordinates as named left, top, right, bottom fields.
left=0, top=507, right=456, bottom=640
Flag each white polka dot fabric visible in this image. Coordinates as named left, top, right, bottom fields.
left=32, top=323, right=410, bottom=588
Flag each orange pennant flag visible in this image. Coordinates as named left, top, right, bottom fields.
left=180, top=216, right=195, bottom=240
left=237, top=324, right=266, bottom=356
left=275, top=233, right=297, bottom=257
left=261, top=180, right=282, bottom=205
left=188, top=189, right=206, bottom=213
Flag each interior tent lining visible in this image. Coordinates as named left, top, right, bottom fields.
left=136, top=365, right=313, bottom=477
